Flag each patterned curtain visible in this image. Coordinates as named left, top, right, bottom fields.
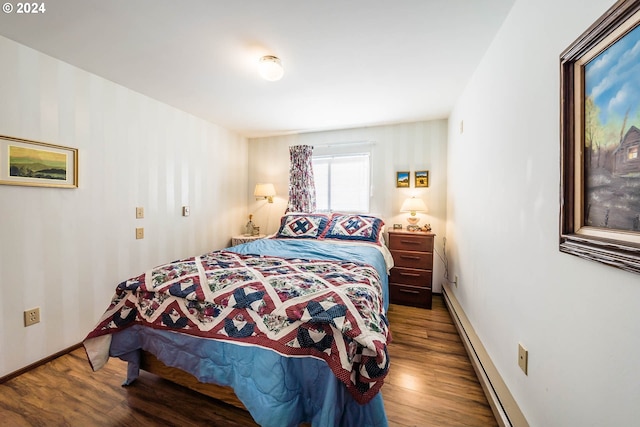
left=287, top=145, right=316, bottom=212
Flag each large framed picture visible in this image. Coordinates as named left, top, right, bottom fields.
left=0, top=135, right=78, bottom=188
left=560, top=0, right=640, bottom=274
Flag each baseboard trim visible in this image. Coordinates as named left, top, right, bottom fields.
left=442, top=283, right=528, bottom=427
left=0, top=343, right=82, bottom=384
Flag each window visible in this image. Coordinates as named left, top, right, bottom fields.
left=628, top=146, right=638, bottom=160
left=313, top=153, right=370, bottom=213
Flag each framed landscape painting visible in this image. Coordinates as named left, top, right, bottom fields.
left=0, top=135, right=78, bottom=188
left=396, top=171, right=409, bottom=188
left=415, top=170, right=429, bottom=188
left=560, top=0, right=640, bottom=274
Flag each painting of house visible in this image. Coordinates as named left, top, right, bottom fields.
left=613, top=125, right=640, bottom=176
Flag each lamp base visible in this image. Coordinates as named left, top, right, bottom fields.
left=406, top=215, right=420, bottom=225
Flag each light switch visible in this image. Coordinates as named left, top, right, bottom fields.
left=136, top=207, right=144, bottom=219
left=182, top=206, right=190, bottom=217
left=518, top=343, right=528, bottom=375
left=136, top=228, right=144, bottom=239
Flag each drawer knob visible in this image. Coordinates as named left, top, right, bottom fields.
left=400, top=255, right=421, bottom=260
left=400, top=240, right=420, bottom=244
left=399, top=289, right=420, bottom=294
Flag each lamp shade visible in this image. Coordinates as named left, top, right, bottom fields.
left=400, top=196, right=427, bottom=213
left=258, top=56, right=284, bottom=81
left=254, top=183, right=276, bottom=197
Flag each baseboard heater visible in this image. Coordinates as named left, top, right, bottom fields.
left=442, top=283, right=529, bottom=427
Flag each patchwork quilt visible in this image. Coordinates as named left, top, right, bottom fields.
left=85, top=250, right=390, bottom=403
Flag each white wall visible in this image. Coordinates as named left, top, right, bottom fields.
left=248, top=120, right=449, bottom=289
left=447, top=0, right=640, bottom=425
left=0, top=36, right=248, bottom=377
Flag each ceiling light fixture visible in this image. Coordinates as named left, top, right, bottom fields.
left=258, top=55, right=284, bottom=81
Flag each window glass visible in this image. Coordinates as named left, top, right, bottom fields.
left=312, top=153, right=370, bottom=213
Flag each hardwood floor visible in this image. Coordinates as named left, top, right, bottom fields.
left=383, top=297, right=497, bottom=427
left=0, top=295, right=497, bottom=426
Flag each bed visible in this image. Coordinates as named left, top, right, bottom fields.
left=83, top=213, right=393, bottom=427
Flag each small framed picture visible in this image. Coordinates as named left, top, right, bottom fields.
left=396, top=171, right=410, bottom=187
left=415, top=170, right=429, bottom=188
left=393, top=223, right=403, bottom=230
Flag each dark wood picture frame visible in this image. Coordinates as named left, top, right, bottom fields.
left=560, top=0, right=640, bottom=274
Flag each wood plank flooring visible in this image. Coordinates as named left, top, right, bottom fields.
left=383, top=297, right=498, bottom=426
left=0, top=295, right=497, bottom=426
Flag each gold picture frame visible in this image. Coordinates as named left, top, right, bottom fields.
left=560, top=0, right=640, bottom=274
left=415, top=170, right=429, bottom=188
left=0, top=135, right=78, bottom=188
left=396, top=171, right=409, bottom=187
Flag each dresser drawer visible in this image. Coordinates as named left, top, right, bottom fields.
left=392, top=250, right=433, bottom=269
left=388, top=233, right=434, bottom=252
left=390, top=267, right=432, bottom=288
left=389, top=283, right=432, bottom=309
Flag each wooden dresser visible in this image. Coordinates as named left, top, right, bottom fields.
left=387, top=230, right=435, bottom=309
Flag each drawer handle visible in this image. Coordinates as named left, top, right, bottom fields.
left=399, top=289, right=420, bottom=294
left=400, top=255, right=421, bottom=260
left=399, top=272, right=421, bottom=277
left=399, top=240, right=421, bottom=245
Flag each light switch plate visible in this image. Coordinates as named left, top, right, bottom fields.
left=136, top=227, right=144, bottom=239
left=182, top=206, right=190, bottom=217
left=136, top=207, right=144, bottom=219
left=518, top=343, right=528, bottom=375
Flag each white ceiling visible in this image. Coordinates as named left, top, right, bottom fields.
left=0, top=0, right=515, bottom=138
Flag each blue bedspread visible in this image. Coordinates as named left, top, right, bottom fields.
left=105, top=238, right=389, bottom=427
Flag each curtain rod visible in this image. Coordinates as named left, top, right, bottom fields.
left=305, top=140, right=375, bottom=149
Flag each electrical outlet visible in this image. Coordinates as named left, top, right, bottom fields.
left=24, top=307, right=40, bottom=327
left=518, top=343, right=528, bottom=375
left=136, top=207, right=144, bottom=219
left=136, top=227, right=144, bottom=239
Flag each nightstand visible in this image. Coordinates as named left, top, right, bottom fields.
left=231, top=234, right=266, bottom=246
left=387, top=230, right=435, bottom=309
